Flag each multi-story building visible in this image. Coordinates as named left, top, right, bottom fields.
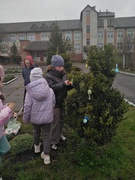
left=0, top=4, right=135, bottom=62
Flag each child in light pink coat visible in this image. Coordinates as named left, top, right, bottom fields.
left=0, top=92, right=15, bottom=165
left=23, top=67, right=55, bottom=165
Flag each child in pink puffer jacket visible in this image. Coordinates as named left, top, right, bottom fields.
left=0, top=92, right=15, bottom=165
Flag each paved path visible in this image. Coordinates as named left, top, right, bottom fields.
left=112, top=73, right=135, bottom=104
left=3, top=74, right=24, bottom=112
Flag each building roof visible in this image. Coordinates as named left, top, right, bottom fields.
left=0, top=19, right=82, bottom=33
left=114, top=17, right=135, bottom=28
left=98, top=11, right=115, bottom=18
left=80, top=4, right=98, bottom=20
left=24, top=41, right=48, bottom=51
left=0, top=13, right=135, bottom=34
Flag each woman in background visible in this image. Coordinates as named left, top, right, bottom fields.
left=21, top=55, right=37, bottom=112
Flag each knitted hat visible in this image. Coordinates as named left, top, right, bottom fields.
left=51, top=55, right=64, bottom=67
left=30, top=67, right=43, bottom=82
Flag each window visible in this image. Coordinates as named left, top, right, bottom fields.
left=107, top=19, right=114, bottom=27
left=44, top=52, right=47, bottom=57
left=74, top=44, right=81, bottom=52
left=86, top=10, right=90, bottom=15
left=98, top=19, right=104, bottom=27
left=86, top=39, right=90, bottom=45
left=98, top=43, right=104, bottom=48
left=86, top=26, right=90, bottom=33
left=2, top=49, right=8, bottom=53
left=127, top=43, right=133, bottom=50
left=41, top=33, right=50, bottom=41
left=74, top=32, right=81, bottom=40
left=107, top=31, right=113, bottom=39
left=9, top=34, right=16, bottom=42
left=2, top=36, right=9, bottom=42
left=127, top=30, right=134, bottom=37
left=117, top=43, right=122, bottom=50
left=65, top=32, right=72, bottom=41
left=18, top=34, right=26, bottom=40
left=117, top=31, right=123, bottom=38
left=98, top=31, right=103, bottom=39
left=27, top=34, right=35, bottom=41
left=37, top=52, right=40, bottom=57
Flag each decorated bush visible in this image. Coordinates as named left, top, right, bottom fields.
left=65, top=45, right=128, bottom=145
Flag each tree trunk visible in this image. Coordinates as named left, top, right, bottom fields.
left=123, top=54, right=125, bottom=69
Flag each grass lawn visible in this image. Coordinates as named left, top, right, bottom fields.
left=0, top=106, right=135, bottom=180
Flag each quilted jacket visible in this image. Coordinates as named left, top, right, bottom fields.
left=23, top=78, right=55, bottom=124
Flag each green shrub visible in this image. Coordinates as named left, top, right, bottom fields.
left=65, top=45, right=128, bottom=146
left=61, top=53, right=72, bottom=73
left=4, top=75, right=15, bottom=82
left=5, top=67, right=22, bottom=74
left=10, top=133, right=33, bottom=155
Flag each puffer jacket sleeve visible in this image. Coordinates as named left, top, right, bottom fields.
left=0, top=101, right=12, bottom=125
left=23, top=93, right=32, bottom=123
left=45, top=74, right=65, bottom=93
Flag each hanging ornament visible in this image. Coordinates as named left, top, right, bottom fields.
left=83, top=116, right=89, bottom=123
left=87, top=89, right=92, bottom=100
left=69, top=78, right=73, bottom=85
left=71, top=78, right=73, bottom=85
left=115, top=64, right=119, bottom=73
left=85, top=61, right=88, bottom=68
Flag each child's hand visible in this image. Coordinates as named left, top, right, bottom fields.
left=64, top=80, right=71, bottom=86
left=13, top=112, right=18, bottom=118
left=7, top=102, right=15, bottom=111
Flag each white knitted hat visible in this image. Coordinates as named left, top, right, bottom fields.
left=30, top=67, right=43, bottom=82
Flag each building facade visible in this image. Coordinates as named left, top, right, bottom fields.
left=0, top=4, right=135, bottom=62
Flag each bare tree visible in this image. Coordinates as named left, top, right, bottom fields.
left=0, top=28, right=8, bottom=53
left=117, top=35, right=135, bottom=69
left=0, top=28, right=6, bottom=42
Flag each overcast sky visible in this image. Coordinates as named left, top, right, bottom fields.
left=0, top=0, right=135, bottom=23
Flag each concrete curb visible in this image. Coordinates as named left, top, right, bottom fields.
left=117, top=71, right=135, bottom=77
left=124, top=98, right=135, bottom=107
left=3, top=77, right=18, bottom=85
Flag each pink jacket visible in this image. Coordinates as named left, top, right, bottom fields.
left=0, top=100, right=12, bottom=138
